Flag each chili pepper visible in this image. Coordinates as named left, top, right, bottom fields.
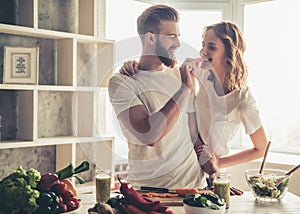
left=117, top=175, right=161, bottom=212
left=230, top=186, right=244, bottom=195
left=126, top=204, right=147, bottom=214
left=230, top=189, right=235, bottom=196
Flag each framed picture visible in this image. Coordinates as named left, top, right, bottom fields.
left=3, top=46, right=39, bottom=84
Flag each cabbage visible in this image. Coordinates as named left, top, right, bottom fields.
left=0, top=166, right=41, bottom=214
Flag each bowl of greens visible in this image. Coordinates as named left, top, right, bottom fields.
left=245, top=169, right=290, bottom=202
left=183, top=193, right=226, bottom=214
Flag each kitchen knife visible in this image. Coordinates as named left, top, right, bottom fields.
left=140, top=186, right=176, bottom=193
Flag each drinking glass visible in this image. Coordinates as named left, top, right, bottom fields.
left=95, top=169, right=111, bottom=202
left=214, top=173, right=230, bottom=209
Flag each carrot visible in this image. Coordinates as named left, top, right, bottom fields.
left=142, top=192, right=154, bottom=198
left=127, top=204, right=148, bottom=214
left=175, top=188, right=198, bottom=196
left=142, top=192, right=177, bottom=198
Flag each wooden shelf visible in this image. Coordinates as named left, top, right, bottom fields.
left=0, top=24, right=114, bottom=43
left=0, top=136, right=114, bottom=149
left=0, top=0, right=114, bottom=185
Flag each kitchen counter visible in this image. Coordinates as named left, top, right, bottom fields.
left=79, top=191, right=300, bottom=213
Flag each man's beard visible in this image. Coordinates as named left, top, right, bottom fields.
left=155, top=40, right=177, bottom=68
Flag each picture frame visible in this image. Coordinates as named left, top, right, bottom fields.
left=3, top=46, right=39, bottom=84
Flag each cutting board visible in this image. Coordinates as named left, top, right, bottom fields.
left=138, top=189, right=213, bottom=206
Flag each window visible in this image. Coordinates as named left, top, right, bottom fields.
left=106, top=0, right=150, bottom=42
left=237, top=0, right=300, bottom=155
left=176, top=10, right=222, bottom=64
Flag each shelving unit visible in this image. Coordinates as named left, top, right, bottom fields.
left=0, top=0, right=115, bottom=190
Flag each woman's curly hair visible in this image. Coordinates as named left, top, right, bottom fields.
left=204, top=21, right=248, bottom=91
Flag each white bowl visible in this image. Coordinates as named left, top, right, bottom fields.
left=183, top=202, right=226, bottom=214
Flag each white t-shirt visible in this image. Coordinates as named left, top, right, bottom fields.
left=195, top=69, right=262, bottom=157
left=108, top=67, right=205, bottom=189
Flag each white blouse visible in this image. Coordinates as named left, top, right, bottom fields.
left=194, top=69, right=262, bottom=157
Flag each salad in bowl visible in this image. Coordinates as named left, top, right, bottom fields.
left=245, top=169, right=290, bottom=202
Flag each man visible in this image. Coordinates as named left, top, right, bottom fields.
left=108, top=4, right=206, bottom=189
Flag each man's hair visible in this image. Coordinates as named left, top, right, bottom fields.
left=137, top=4, right=179, bottom=35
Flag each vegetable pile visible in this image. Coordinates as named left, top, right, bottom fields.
left=248, top=174, right=290, bottom=199
left=0, top=161, right=89, bottom=214
left=183, top=193, right=225, bottom=210
left=88, top=176, right=174, bottom=214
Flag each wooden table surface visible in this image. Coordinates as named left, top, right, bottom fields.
left=78, top=191, right=300, bottom=214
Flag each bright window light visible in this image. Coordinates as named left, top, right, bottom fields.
left=178, top=10, right=222, bottom=51
left=243, top=0, right=300, bottom=154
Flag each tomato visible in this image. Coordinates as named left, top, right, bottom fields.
left=60, top=179, right=78, bottom=197
left=59, top=203, right=67, bottom=213
left=62, top=189, right=74, bottom=202
left=58, top=195, right=64, bottom=204
left=51, top=182, right=68, bottom=196
left=68, top=196, right=80, bottom=207
left=58, top=196, right=67, bottom=213
left=66, top=200, right=77, bottom=212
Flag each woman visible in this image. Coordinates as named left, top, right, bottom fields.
left=193, top=21, right=268, bottom=170
left=119, top=21, right=268, bottom=179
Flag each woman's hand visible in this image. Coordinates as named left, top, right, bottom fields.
left=179, top=58, right=200, bottom=92
left=194, top=144, right=219, bottom=175
left=119, top=60, right=139, bottom=77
